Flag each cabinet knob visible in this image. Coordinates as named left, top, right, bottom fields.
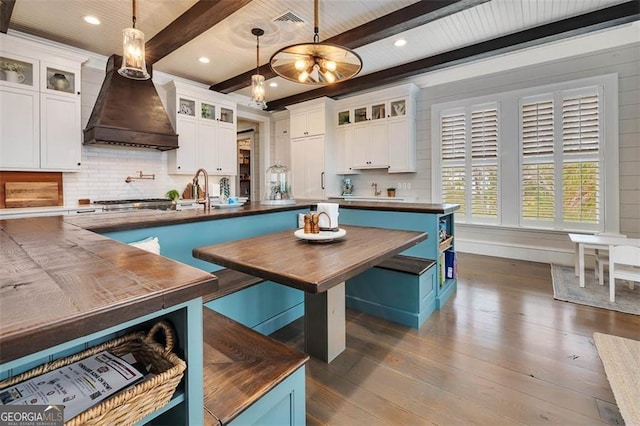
left=77, top=92, right=81, bottom=95
left=178, top=166, right=181, bottom=169
left=77, top=162, right=81, bottom=166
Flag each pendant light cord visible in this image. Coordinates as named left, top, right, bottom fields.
left=132, top=0, right=137, bottom=28
left=256, top=32, right=260, bottom=74
left=313, top=0, right=319, bottom=43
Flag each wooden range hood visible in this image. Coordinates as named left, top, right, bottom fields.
left=83, top=55, right=178, bottom=151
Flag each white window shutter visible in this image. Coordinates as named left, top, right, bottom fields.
left=521, top=99, right=555, bottom=222
left=441, top=113, right=466, bottom=215
left=562, top=92, right=600, bottom=224
left=470, top=108, right=498, bottom=218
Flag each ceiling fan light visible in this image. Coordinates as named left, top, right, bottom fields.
left=323, top=60, right=336, bottom=72
left=294, top=59, right=308, bottom=71
left=119, top=27, right=150, bottom=80
left=298, top=70, right=309, bottom=83
left=323, top=70, right=336, bottom=84
left=269, top=0, right=362, bottom=86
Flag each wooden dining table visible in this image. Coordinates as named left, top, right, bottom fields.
left=193, top=225, right=427, bottom=362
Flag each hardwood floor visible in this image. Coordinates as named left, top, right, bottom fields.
left=270, top=253, right=640, bottom=425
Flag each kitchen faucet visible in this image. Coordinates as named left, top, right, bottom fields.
left=193, top=168, right=211, bottom=212
left=371, top=182, right=381, bottom=197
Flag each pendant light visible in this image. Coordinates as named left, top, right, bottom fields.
left=269, top=0, right=362, bottom=85
left=249, top=28, right=267, bottom=109
left=118, top=0, right=150, bottom=80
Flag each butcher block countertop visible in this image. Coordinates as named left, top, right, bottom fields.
left=63, top=200, right=458, bottom=233
left=0, top=200, right=454, bottom=364
left=0, top=216, right=218, bottom=364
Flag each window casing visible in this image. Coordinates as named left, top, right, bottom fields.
left=439, top=104, right=500, bottom=224
left=432, top=74, right=617, bottom=234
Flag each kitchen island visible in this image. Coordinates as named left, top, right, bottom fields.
left=0, top=215, right=217, bottom=424
left=1, top=200, right=457, bottom=423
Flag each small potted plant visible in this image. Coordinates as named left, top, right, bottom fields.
left=387, top=187, right=396, bottom=198
left=165, top=189, right=180, bottom=201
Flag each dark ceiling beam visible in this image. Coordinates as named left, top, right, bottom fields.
left=328, top=0, right=489, bottom=48
left=0, top=0, right=16, bottom=34
left=145, top=0, right=253, bottom=65
left=266, top=0, right=639, bottom=111
left=210, top=0, right=489, bottom=94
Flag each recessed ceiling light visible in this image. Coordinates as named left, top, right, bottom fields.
left=83, top=15, right=101, bottom=25
left=198, top=57, right=210, bottom=64
left=394, top=39, right=407, bottom=47
left=269, top=82, right=278, bottom=87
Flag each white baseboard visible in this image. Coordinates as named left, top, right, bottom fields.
left=456, top=239, right=575, bottom=266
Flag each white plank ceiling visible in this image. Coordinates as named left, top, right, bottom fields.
left=7, top=0, right=633, bottom=102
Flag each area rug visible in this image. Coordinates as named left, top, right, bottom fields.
left=550, top=264, right=639, bottom=315
left=593, top=333, right=640, bottom=426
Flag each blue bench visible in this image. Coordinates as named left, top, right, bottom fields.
left=346, top=255, right=437, bottom=329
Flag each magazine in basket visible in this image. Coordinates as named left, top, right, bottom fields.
left=0, top=351, right=144, bottom=421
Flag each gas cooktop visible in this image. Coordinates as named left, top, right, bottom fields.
left=93, top=198, right=175, bottom=211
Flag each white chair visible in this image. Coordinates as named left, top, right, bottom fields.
left=594, top=249, right=608, bottom=286
left=607, top=245, right=640, bottom=303
left=594, top=234, right=627, bottom=286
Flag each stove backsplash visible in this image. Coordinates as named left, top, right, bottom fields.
left=63, top=144, right=232, bottom=205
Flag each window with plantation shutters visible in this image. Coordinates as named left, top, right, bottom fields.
left=433, top=74, right=614, bottom=234
left=520, top=88, right=602, bottom=229
left=470, top=108, right=498, bottom=218
left=521, top=99, right=555, bottom=222
left=439, top=104, right=499, bottom=223
left=440, top=112, right=466, bottom=216
left=562, top=92, right=600, bottom=224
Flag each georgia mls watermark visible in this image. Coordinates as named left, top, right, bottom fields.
left=0, top=405, right=63, bottom=426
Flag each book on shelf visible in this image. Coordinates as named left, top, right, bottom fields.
left=438, top=218, right=448, bottom=241
left=445, top=250, right=456, bottom=279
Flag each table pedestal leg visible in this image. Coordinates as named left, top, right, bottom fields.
left=304, top=282, right=345, bottom=363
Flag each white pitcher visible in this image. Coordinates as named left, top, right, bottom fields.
left=4, top=70, right=24, bottom=83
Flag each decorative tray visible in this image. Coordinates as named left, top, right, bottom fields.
left=294, top=228, right=347, bottom=242
left=213, top=202, right=245, bottom=209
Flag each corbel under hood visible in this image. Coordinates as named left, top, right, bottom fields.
left=83, top=55, right=178, bottom=151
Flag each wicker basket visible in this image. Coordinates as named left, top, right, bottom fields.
left=0, top=321, right=186, bottom=425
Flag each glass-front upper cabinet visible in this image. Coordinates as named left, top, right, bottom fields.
left=42, top=64, right=78, bottom=96
left=201, top=101, right=216, bottom=121
left=0, top=53, right=38, bottom=91
left=178, top=97, right=196, bottom=117
left=337, top=109, right=351, bottom=126
left=219, top=106, right=234, bottom=124
left=390, top=99, right=407, bottom=118
left=371, top=102, right=386, bottom=121
left=353, top=106, right=368, bottom=123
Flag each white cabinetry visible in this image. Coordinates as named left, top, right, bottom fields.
left=334, top=84, right=417, bottom=174
left=335, top=126, right=359, bottom=175
left=165, top=81, right=237, bottom=175
left=291, top=135, right=325, bottom=199
left=352, top=120, right=388, bottom=169
left=290, top=105, right=325, bottom=139
left=286, top=98, right=337, bottom=199
left=0, top=35, right=84, bottom=171
left=273, top=115, right=290, bottom=167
